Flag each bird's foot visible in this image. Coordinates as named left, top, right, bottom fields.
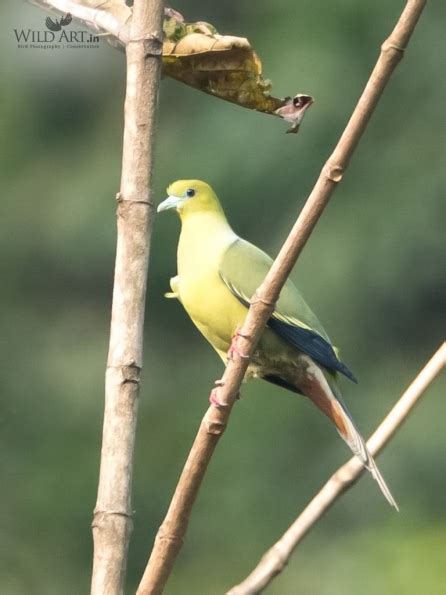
left=209, top=379, right=240, bottom=409
left=209, top=387, right=227, bottom=409
left=227, top=328, right=251, bottom=361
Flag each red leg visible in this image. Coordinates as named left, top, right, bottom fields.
left=209, top=379, right=241, bottom=408
left=209, top=379, right=226, bottom=408
left=227, top=328, right=251, bottom=361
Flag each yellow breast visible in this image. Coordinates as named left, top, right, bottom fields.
left=176, top=212, right=248, bottom=355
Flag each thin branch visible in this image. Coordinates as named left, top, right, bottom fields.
left=137, top=2, right=427, bottom=594
left=227, top=343, right=446, bottom=595
left=29, top=0, right=131, bottom=44
left=90, top=1, right=164, bottom=595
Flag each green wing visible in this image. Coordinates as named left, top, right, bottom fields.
left=219, top=239, right=357, bottom=382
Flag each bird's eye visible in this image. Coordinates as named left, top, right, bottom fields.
left=186, top=188, right=195, bottom=198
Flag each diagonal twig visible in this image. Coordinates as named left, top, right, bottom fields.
left=136, top=2, right=428, bottom=594
left=29, top=0, right=131, bottom=44
left=227, top=343, right=446, bottom=595
left=90, top=1, right=165, bottom=594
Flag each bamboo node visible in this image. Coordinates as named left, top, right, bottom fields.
left=116, top=192, right=152, bottom=206
left=122, top=361, right=141, bottom=385
left=129, top=33, right=163, bottom=57
left=381, top=41, right=405, bottom=54
left=144, top=36, right=163, bottom=58
left=323, top=163, right=344, bottom=182
left=92, top=508, right=134, bottom=525
left=204, top=418, right=227, bottom=435
left=158, top=528, right=184, bottom=545
left=332, top=462, right=361, bottom=486
left=250, top=292, right=276, bottom=308
left=270, top=543, right=289, bottom=570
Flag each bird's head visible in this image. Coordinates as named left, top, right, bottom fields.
left=157, top=180, right=223, bottom=218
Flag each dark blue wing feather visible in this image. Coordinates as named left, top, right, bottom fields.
left=268, top=317, right=357, bottom=383
left=219, top=239, right=357, bottom=383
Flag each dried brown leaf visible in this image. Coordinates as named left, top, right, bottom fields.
left=33, top=3, right=313, bottom=131
left=162, top=10, right=313, bottom=132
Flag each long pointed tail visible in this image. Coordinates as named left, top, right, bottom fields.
left=300, top=361, right=398, bottom=509
left=333, top=402, right=399, bottom=510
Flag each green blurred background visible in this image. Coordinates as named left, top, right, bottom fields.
left=1, top=1, right=445, bottom=594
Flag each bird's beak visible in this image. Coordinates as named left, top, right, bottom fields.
left=157, top=194, right=185, bottom=213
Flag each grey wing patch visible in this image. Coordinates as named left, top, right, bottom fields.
left=220, top=275, right=249, bottom=305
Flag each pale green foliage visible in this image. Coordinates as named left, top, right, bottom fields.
left=2, top=1, right=445, bottom=593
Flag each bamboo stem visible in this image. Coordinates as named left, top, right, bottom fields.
left=90, top=1, right=164, bottom=594
left=137, top=2, right=427, bottom=594
left=227, top=343, right=446, bottom=594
